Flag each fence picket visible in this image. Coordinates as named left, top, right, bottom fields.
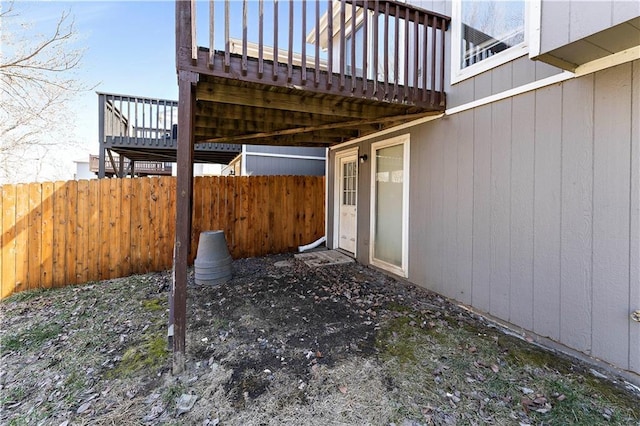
left=87, top=180, right=100, bottom=281
left=120, top=179, right=132, bottom=275
left=1, top=185, right=17, bottom=298
left=140, top=178, right=152, bottom=273
left=52, top=182, right=67, bottom=287
left=98, top=179, right=111, bottom=280
left=41, top=182, right=55, bottom=288
left=75, top=180, right=89, bottom=284
left=65, top=181, right=78, bottom=286
left=28, top=183, right=42, bottom=290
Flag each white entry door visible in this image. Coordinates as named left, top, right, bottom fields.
left=337, top=154, right=358, bottom=254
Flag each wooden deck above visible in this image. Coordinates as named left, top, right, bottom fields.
left=178, top=0, right=450, bottom=148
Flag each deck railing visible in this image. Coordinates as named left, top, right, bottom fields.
left=180, top=0, right=450, bottom=107
left=98, top=92, right=179, bottom=147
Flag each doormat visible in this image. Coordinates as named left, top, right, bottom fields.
left=294, top=250, right=354, bottom=267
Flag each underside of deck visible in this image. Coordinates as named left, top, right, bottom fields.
left=104, top=136, right=241, bottom=164
left=191, top=52, right=446, bottom=148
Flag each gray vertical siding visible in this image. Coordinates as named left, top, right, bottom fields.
left=471, top=107, right=492, bottom=313
left=592, top=64, right=632, bottom=368
left=414, top=60, right=639, bottom=373
left=330, top=60, right=639, bottom=375
left=455, top=112, right=474, bottom=306
left=533, top=84, right=562, bottom=342
left=509, top=95, right=536, bottom=331
left=559, top=76, right=594, bottom=353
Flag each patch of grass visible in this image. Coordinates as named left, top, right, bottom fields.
left=6, top=417, right=28, bottom=426
left=62, top=371, right=86, bottom=404
left=376, top=311, right=640, bottom=425
left=0, top=323, right=62, bottom=354
left=163, top=382, right=187, bottom=405
left=376, top=316, right=442, bottom=363
left=0, top=386, right=26, bottom=405
left=141, top=297, right=166, bottom=312
left=109, top=333, right=169, bottom=378
left=385, top=302, right=412, bottom=313
left=2, top=288, right=46, bottom=303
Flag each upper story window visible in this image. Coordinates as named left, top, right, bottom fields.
left=452, top=0, right=528, bottom=83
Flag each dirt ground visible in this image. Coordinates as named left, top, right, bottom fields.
left=1, top=253, right=639, bottom=425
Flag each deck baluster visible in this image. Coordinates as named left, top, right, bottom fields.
left=350, top=0, right=356, bottom=92
left=384, top=2, right=389, bottom=98
left=440, top=17, right=446, bottom=106
left=326, top=0, right=333, bottom=89
left=339, top=0, right=346, bottom=90
left=372, top=0, right=379, bottom=97
left=315, top=0, right=320, bottom=86
left=404, top=6, right=410, bottom=100
left=258, top=0, right=264, bottom=78
left=242, top=0, right=248, bottom=76
left=273, top=0, right=279, bottom=81
left=430, top=15, right=437, bottom=106
left=361, top=0, right=368, bottom=96
left=224, top=0, right=230, bottom=72
left=413, top=10, right=419, bottom=102
left=301, top=0, right=307, bottom=85
left=393, top=4, right=400, bottom=99
left=287, top=0, right=294, bottom=82
left=208, top=0, right=214, bottom=68
left=422, top=14, right=428, bottom=102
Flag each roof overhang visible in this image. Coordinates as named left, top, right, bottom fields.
left=532, top=17, right=640, bottom=71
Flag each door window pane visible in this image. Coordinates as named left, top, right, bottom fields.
left=342, top=160, right=356, bottom=206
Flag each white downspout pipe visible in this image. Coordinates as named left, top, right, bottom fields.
left=298, top=236, right=327, bottom=252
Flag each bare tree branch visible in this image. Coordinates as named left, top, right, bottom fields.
left=0, top=1, right=90, bottom=183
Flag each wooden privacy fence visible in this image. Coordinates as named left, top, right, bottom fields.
left=1, top=175, right=325, bottom=299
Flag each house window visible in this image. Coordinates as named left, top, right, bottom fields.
left=452, top=0, right=527, bottom=83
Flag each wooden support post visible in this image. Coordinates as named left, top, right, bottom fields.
left=171, top=70, right=197, bottom=374
left=118, top=155, right=125, bottom=178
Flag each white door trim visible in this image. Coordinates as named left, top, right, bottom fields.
left=369, top=134, right=410, bottom=277
left=333, top=148, right=359, bottom=256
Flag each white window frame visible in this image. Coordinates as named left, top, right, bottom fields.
left=451, top=0, right=529, bottom=84
left=369, top=134, right=410, bottom=278
left=333, top=147, right=359, bottom=254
